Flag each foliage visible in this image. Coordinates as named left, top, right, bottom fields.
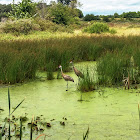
left=103, top=16, right=110, bottom=22
left=109, top=28, right=117, bottom=34
left=0, top=18, right=73, bottom=34
left=48, top=3, right=71, bottom=25
left=84, top=14, right=100, bottom=21
left=57, top=0, right=71, bottom=5
left=0, top=4, right=12, bottom=21
left=34, top=18, right=73, bottom=32
left=48, top=2, right=81, bottom=25
left=75, top=9, right=84, bottom=18
left=83, top=22, right=109, bottom=33
left=0, top=4, right=12, bottom=13
left=9, top=0, right=37, bottom=19
left=1, top=18, right=40, bottom=35
left=114, top=12, right=120, bottom=18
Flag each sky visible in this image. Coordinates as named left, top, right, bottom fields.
left=0, top=0, right=140, bottom=15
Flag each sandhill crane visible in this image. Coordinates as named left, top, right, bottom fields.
left=59, top=65, right=74, bottom=91
left=70, top=61, right=84, bottom=83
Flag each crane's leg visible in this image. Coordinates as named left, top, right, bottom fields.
left=66, top=81, right=68, bottom=91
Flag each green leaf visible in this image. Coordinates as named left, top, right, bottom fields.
left=20, top=117, right=22, bottom=140
left=8, top=87, right=11, bottom=116
left=10, top=98, right=25, bottom=115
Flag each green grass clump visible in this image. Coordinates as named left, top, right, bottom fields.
left=0, top=49, right=38, bottom=84
left=96, top=51, right=140, bottom=85
left=133, top=50, right=140, bottom=83
left=46, top=61, right=54, bottom=80
left=78, top=68, right=95, bottom=92
left=83, top=22, right=109, bottom=33
left=97, top=53, right=128, bottom=85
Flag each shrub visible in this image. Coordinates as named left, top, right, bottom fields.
left=109, top=28, right=117, bottom=34
left=1, top=18, right=40, bottom=35
left=84, top=14, right=101, bottom=21
left=83, top=22, right=109, bottom=33
left=103, top=16, right=110, bottom=22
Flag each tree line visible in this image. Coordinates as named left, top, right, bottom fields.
left=84, top=11, right=140, bottom=21
left=0, top=0, right=83, bottom=24
left=1, top=1, right=140, bottom=23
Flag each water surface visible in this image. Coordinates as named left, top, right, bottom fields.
left=0, top=62, right=140, bottom=140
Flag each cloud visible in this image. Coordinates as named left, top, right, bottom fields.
left=79, top=0, right=140, bottom=15
left=1, top=0, right=140, bottom=15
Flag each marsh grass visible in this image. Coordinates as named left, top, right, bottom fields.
left=57, top=70, right=62, bottom=79
left=78, top=67, right=95, bottom=92
left=0, top=34, right=140, bottom=84
left=46, top=61, right=54, bottom=80
left=97, top=53, right=129, bottom=85
left=97, top=49, right=140, bottom=86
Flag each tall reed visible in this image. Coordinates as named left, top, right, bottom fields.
left=0, top=35, right=140, bottom=84
left=78, top=67, right=95, bottom=92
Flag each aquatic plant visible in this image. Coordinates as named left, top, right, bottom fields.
left=97, top=52, right=130, bottom=85
left=0, top=34, right=140, bottom=84
left=83, top=127, right=89, bottom=140
left=78, top=67, right=95, bottom=92
left=46, top=61, right=54, bottom=80
left=0, top=88, right=25, bottom=139
left=30, top=118, right=33, bottom=140
left=20, top=117, right=22, bottom=140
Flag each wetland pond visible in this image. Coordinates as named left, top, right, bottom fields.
left=0, top=62, right=140, bottom=140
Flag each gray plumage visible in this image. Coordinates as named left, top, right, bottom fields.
left=59, top=65, right=74, bottom=91
left=70, top=61, right=84, bottom=78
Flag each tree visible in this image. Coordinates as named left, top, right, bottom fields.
left=57, top=0, right=81, bottom=8
left=75, top=9, right=83, bottom=18
left=103, top=16, right=110, bottom=22
left=9, top=0, right=37, bottom=19
left=48, top=2, right=71, bottom=25
left=114, top=12, right=119, bottom=18
left=0, top=4, right=12, bottom=21
left=84, top=14, right=95, bottom=21
left=48, top=2, right=81, bottom=25
left=57, top=0, right=71, bottom=5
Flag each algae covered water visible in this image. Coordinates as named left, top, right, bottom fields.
left=0, top=62, right=140, bottom=140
